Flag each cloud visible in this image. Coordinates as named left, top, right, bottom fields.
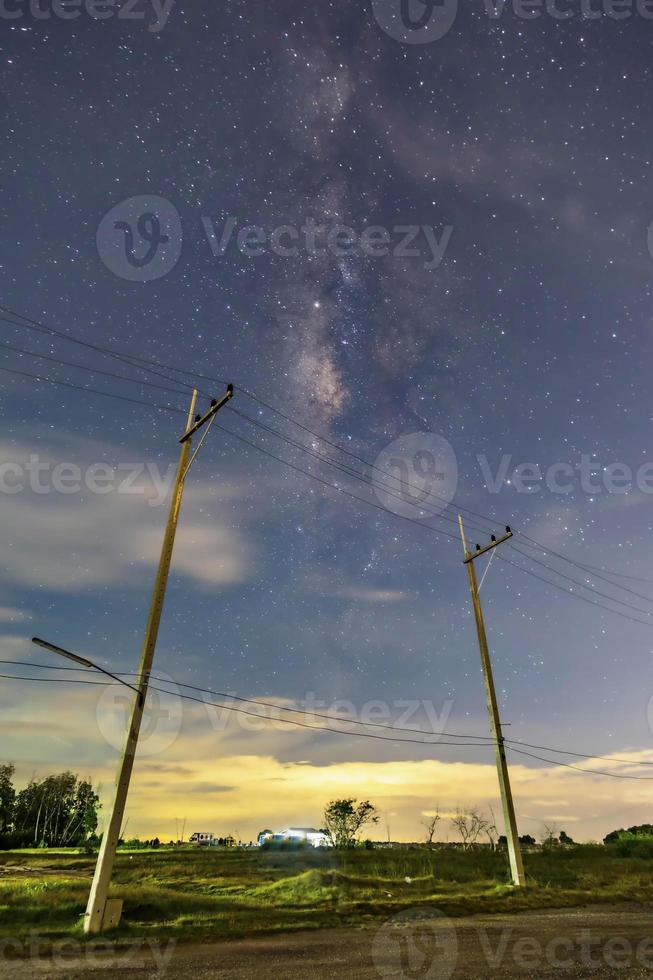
left=0, top=438, right=255, bottom=592
left=4, top=677, right=653, bottom=844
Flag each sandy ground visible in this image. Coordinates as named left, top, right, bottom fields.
left=3, top=904, right=653, bottom=979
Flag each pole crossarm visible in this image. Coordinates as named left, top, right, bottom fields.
left=179, top=384, right=234, bottom=443
left=463, top=528, right=513, bottom=564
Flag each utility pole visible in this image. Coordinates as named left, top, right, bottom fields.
left=84, top=384, right=234, bottom=934
left=458, top=516, right=525, bottom=887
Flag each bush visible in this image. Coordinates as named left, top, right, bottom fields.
left=0, top=830, right=32, bottom=850
left=608, top=838, right=653, bottom=860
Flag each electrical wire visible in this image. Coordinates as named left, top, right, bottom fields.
left=495, top=552, right=653, bottom=628
left=0, top=672, right=493, bottom=749
left=4, top=658, right=653, bottom=766
left=3, top=667, right=653, bottom=777
left=0, top=364, right=186, bottom=415
left=507, top=746, right=653, bottom=780
left=4, top=302, right=653, bottom=624
left=0, top=660, right=492, bottom=741
left=0, top=340, right=191, bottom=399
left=216, top=413, right=653, bottom=627
left=229, top=405, right=493, bottom=539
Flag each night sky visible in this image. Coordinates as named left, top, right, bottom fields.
left=2, top=1, right=653, bottom=842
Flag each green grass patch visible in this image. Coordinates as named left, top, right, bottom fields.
left=2, top=844, right=653, bottom=951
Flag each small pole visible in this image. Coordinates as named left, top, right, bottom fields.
left=458, top=515, right=526, bottom=887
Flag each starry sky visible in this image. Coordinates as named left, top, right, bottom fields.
left=2, top=0, right=653, bottom=843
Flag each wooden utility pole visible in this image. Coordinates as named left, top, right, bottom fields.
left=84, top=384, right=233, bottom=933
left=458, top=515, right=525, bottom=887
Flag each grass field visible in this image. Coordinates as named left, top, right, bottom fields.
left=2, top=844, right=653, bottom=950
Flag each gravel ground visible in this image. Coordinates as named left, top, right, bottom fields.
left=3, top=904, right=653, bottom=979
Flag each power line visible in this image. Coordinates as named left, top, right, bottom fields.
left=507, top=746, right=653, bottom=780
left=4, top=303, right=653, bottom=623
left=0, top=659, right=491, bottom=741
left=4, top=359, right=651, bottom=629
left=0, top=672, right=492, bottom=749
left=504, top=736, right=653, bottom=767
left=4, top=668, right=653, bottom=778
left=6, top=658, right=653, bottom=766
left=516, top=532, right=653, bottom=601
left=229, top=405, right=494, bottom=539
left=0, top=307, right=214, bottom=399
left=0, top=341, right=191, bottom=398
left=214, top=420, right=462, bottom=543
left=495, top=551, right=653, bottom=629
left=0, top=364, right=186, bottom=416
left=0, top=303, right=500, bottom=532
left=508, top=543, right=653, bottom=619
left=220, top=410, right=653, bottom=625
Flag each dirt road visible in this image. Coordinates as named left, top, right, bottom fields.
left=3, top=904, right=653, bottom=979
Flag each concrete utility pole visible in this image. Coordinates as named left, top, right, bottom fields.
left=84, top=384, right=234, bottom=934
left=458, top=515, right=526, bottom=887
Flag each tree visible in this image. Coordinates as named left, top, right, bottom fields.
left=14, top=772, right=100, bottom=847
left=323, top=799, right=378, bottom=848
left=604, top=825, right=653, bottom=844
left=559, top=830, right=575, bottom=846
left=484, top=806, right=499, bottom=850
left=421, top=807, right=441, bottom=847
left=541, top=823, right=560, bottom=848
left=451, top=808, right=489, bottom=849
left=0, top=764, right=16, bottom=833
left=257, top=828, right=273, bottom=843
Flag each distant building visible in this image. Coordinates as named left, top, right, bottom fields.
left=189, top=832, right=214, bottom=846
left=259, top=827, right=330, bottom=848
